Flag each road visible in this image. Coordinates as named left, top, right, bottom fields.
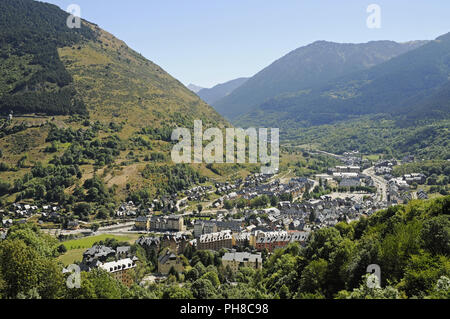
left=364, top=166, right=388, bottom=202
left=43, top=221, right=135, bottom=237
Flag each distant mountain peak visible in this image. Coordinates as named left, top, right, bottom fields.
left=187, top=84, right=205, bottom=93
left=436, top=32, right=450, bottom=42
left=197, top=77, right=249, bottom=105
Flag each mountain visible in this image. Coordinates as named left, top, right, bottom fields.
left=237, top=32, right=450, bottom=129
left=187, top=84, right=204, bottom=93
left=0, top=0, right=230, bottom=209
left=213, top=40, right=427, bottom=120
left=197, top=77, right=248, bottom=105
left=0, top=0, right=225, bottom=127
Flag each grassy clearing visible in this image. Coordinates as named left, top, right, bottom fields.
left=62, top=233, right=140, bottom=250
left=364, top=154, right=382, bottom=161
left=57, top=248, right=85, bottom=266
left=58, top=233, right=141, bottom=265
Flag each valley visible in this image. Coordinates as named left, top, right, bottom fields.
left=0, top=0, right=448, bottom=302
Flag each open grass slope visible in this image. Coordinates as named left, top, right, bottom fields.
left=58, top=21, right=227, bottom=133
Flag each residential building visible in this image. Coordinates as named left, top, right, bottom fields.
left=197, top=230, right=233, bottom=251
left=150, top=215, right=184, bottom=232
left=99, top=257, right=137, bottom=287
left=194, top=220, right=218, bottom=238
left=221, top=252, right=262, bottom=272
left=135, top=216, right=150, bottom=231
left=232, top=232, right=250, bottom=248
left=255, top=231, right=310, bottom=252
left=160, top=234, right=189, bottom=255
left=136, top=236, right=160, bottom=255
left=158, top=251, right=185, bottom=274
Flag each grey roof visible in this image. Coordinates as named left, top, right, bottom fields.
left=136, top=236, right=160, bottom=247
left=340, top=178, right=361, bottom=187
left=222, top=252, right=262, bottom=264
left=158, top=252, right=177, bottom=265
left=116, top=246, right=131, bottom=255
left=199, top=230, right=232, bottom=243
left=83, top=245, right=116, bottom=259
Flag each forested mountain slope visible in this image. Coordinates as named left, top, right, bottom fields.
left=214, top=40, right=427, bottom=120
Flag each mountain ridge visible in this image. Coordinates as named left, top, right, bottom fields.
left=237, top=32, right=450, bottom=128
left=197, top=77, right=249, bottom=105
left=213, top=39, right=428, bottom=120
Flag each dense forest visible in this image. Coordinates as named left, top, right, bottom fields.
left=0, top=0, right=96, bottom=115
left=282, top=117, right=450, bottom=160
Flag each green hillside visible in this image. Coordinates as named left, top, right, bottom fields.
left=0, top=0, right=96, bottom=115
left=0, top=0, right=235, bottom=214
left=281, top=116, right=450, bottom=160
left=238, top=33, right=450, bottom=128
left=214, top=40, right=427, bottom=120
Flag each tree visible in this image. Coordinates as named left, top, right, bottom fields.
left=65, top=269, right=127, bottom=299
left=427, top=276, right=450, bottom=299
left=223, top=200, right=234, bottom=210
left=201, top=271, right=220, bottom=288
left=90, top=223, right=100, bottom=232
left=421, top=215, right=450, bottom=255
left=399, top=252, right=450, bottom=298
left=6, top=223, right=59, bottom=258
left=57, top=244, right=67, bottom=254
left=185, top=268, right=199, bottom=282
left=0, top=239, right=64, bottom=299
left=270, top=195, right=279, bottom=207
left=74, top=202, right=91, bottom=218
left=298, top=259, right=329, bottom=295
left=168, top=266, right=179, bottom=281
left=162, top=285, right=194, bottom=299
left=191, top=278, right=217, bottom=299
left=309, top=211, right=316, bottom=224
left=336, top=274, right=401, bottom=299
left=16, top=287, right=42, bottom=299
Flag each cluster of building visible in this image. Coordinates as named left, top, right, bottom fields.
left=417, top=189, right=429, bottom=200
left=76, top=245, right=139, bottom=287
left=374, top=159, right=397, bottom=178
left=115, top=201, right=138, bottom=217
left=0, top=203, right=59, bottom=221
left=326, top=165, right=372, bottom=188
left=339, top=151, right=370, bottom=168
left=184, top=185, right=213, bottom=202
left=155, top=249, right=264, bottom=276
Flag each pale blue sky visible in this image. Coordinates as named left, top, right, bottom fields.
left=42, top=0, right=450, bottom=88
